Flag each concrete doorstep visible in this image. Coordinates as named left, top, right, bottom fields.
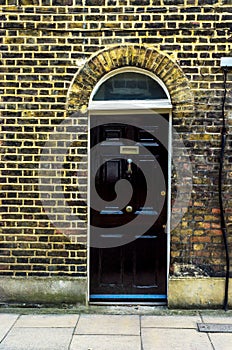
left=0, top=313, right=231, bottom=350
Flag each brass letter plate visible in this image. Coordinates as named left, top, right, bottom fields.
left=120, top=146, right=139, bottom=154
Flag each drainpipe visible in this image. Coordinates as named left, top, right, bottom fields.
left=219, top=58, right=231, bottom=311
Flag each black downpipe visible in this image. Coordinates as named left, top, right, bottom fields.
left=219, top=68, right=230, bottom=311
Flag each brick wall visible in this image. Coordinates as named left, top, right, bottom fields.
left=1, top=0, right=232, bottom=279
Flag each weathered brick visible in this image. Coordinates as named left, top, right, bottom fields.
left=0, top=0, right=231, bottom=281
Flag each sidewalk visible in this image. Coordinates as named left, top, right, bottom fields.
left=0, top=309, right=231, bottom=349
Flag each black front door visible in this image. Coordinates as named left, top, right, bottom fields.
left=90, top=114, right=168, bottom=303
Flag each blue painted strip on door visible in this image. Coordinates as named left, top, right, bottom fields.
left=90, top=294, right=167, bottom=300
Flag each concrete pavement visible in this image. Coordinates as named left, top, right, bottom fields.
left=0, top=311, right=231, bottom=349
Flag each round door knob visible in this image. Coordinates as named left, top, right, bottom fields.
left=125, top=205, right=133, bottom=213
left=161, top=191, right=166, bottom=196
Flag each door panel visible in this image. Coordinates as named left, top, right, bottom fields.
left=99, top=247, right=123, bottom=286
left=90, top=114, right=168, bottom=302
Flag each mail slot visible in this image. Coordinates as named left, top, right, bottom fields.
left=120, top=146, right=139, bottom=154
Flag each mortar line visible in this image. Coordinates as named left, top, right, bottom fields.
left=199, top=312, right=215, bottom=350
left=140, top=315, right=144, bottom=350
left=0, top=314, right=21, bottom=344
left=68, top=314, right=80, bottom=350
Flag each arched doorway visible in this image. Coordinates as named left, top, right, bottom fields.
left=88, top=67, right=172, bottom=304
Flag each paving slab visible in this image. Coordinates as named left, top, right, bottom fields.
left=70, top=335, right=141, bottom=350
left=0, top=314, right=19, bottom=342
left=201, top=315, right=232, bottom=324
left=0, top=327, right=73, bottom=350
left=14, top=314, right=79, bottom=328
left=141, top=315, right=201, bottom=329
left=141, top=328, right=213, bottom=350
left=209, top=333, right=232, bottom=350
left=75, top=314, right=140, bottom=335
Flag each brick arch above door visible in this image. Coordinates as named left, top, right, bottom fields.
left=66, top=45, right=195, bottom=116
